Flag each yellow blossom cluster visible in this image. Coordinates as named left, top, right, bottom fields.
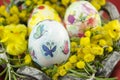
left=0, top=24, right=32, bottom=65
left=0, top=0, right=114, bottom=80
left=0, top=0, right=106, bottom=26
left=25, top=0, right=77, bottom=18
left=90, top=0, right=106, bottom=10
left=0, top=5, right=29, bottom=25
left=51, top=19, right=120, bottom=80
left=0, top=0, right=77, bottom=25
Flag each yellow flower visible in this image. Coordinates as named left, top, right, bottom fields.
left=76, top=61, right=85, bottom=69
left=97, top=0, right=106, bottom=6
left=77, top=48, right=85, bottom=59
left=50, top=0, right=58, bottom=3
left=33, top=0, right=37, bottom=4
left=6, top=14, right=20, bottom=24
left=6, top=40, right=27, bottom=56
left=64, top=62, right=72, bottom=70
left=71, top=41, right=77, bottom=52
left=1, top=24, right=27, bottom=56
left=99, top=39, right=107, bottom=47
left=85, top=31, right=91, bottom=37
left=105, top=37, right=113, bottom=46
left=58, top=68, right=67, bottom=76
left=52, top=73, right=59, bottom=80
left=91, top=46, right=104, bottom=55
left=0, top=5, right=6, bottom=14
left=91, top=26, right=104, bottom=39
left=0, top=26, right=4, bottom=39
left=24, top=54, right=32, bottom=64
left=37, top=0, right=43, bottom=5
left=84, top=54, right=95, bottom=62
left=61, top=0, right=70, bottom=7
left=106, top=46, right=113, bottom=52
left=69, top=55, right=77, bottom=63
left=44, top=1, right=51, bottom=6
left=82, top=45, right=91, bottom=54
left=56, top=6, right=65, bottom=18
left=104, top=20, right=120, bottom=41
left=51, top=4, right=58, bottom=9
left=25, top=0, right=32, bottom=6
left=80, top=37, right=90, bottom=47
left=77, top=52, right=85, bottom=59
left=10, top=5, right=19, bottom=15
left=70, top=0, right=76, bottom=3
left=0, top=17, right=5, bottom=24
left=71, top=42, right=77, bottom=48
left=91, top=0, right=101, bottom=10
left=1, top=10, right=9, bottom=18
left=19, top=10, right=27, bottom=22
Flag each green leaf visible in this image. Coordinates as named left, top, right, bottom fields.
left=51, top=65, right=58, bottom=76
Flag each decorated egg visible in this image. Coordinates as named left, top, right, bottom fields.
left=64, top=1, right=101, bottom=38
left=28, top=4, right=61, bottom=34
left=28, top=20, right=70, bottom=67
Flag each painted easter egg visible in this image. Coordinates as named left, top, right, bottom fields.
left=28, top=4, right=61, bottom=34
left=64, top=1, right=101, bottom=38
left=28, top=20, right=70, bottom=67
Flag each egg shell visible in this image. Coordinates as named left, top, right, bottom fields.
left=28, top=4, right=61, bottom=35
left=64, top=1, right=101, bottom=38
left=28, top=20, right=70, bottom=67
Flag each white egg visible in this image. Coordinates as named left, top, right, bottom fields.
left=64, top=1, right=101, bottom=38
left=28, top=20, right=70, bottom=67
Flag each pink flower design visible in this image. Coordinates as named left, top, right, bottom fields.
left=87, top=17, right=96, bottom=27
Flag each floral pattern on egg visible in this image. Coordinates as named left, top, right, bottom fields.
left=64, top=1, right=101, bottom=38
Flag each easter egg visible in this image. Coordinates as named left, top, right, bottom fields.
left=28, top=4, right=61, bottom=34
left=28, top=20, right=70, bottom=67
left=64, top=1, right=101, bottom=38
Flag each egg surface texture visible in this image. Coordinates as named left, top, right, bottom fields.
left=64, top=1, right=101, bottom=37
left=28, top=5, right=61, bottom=34
left=28, top=20, right=70, bottom=67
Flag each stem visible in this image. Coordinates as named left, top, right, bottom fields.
left=11, top=70, right=25, bottom=78
left=5, top=52, right=12, bottom=80
left=86, top=73, right=95, bottom=80
left=95, top=77, right=117, bottom=80
left=12, top=74, right=17, bottom=80
left=11, top=63, right=26, bottom=68
left=5, top=70, right=8, bottom=80
left=84, top=68, right=91, bottom=75
left=69, top=69, right=90, bottom=78
left=7, top=63, right=11, bottom=80
left=0, top=67, right=7, bottom=76
left=8, top=58, right=24, bottom=61
left=86, top=62, right=96, bottom=73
